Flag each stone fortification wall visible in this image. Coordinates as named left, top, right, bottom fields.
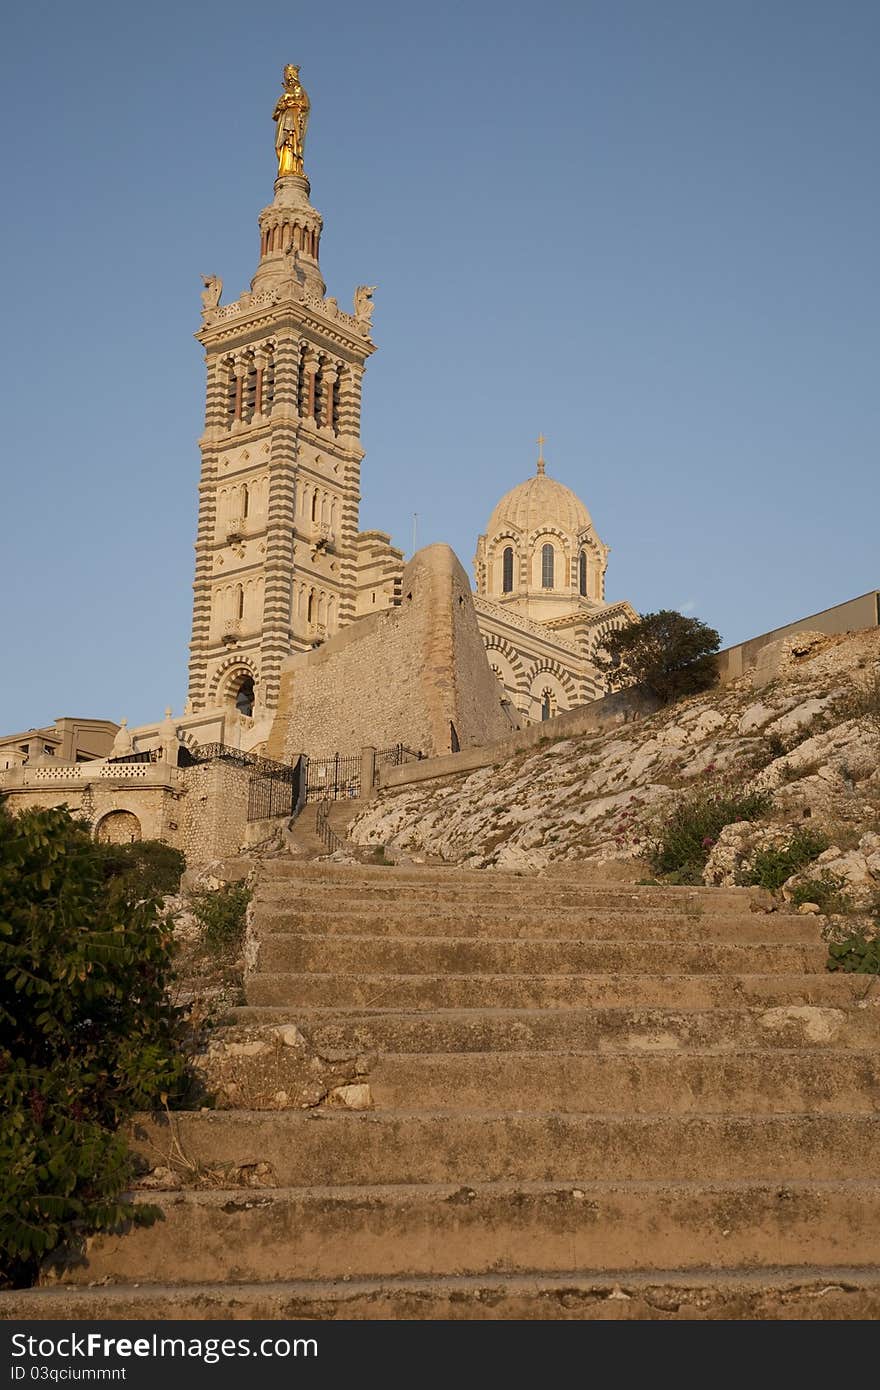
left=178, top=761, right=252, bottom=863
left=0, top=760, right=254, bottom=866
left=267, top=544, right=512, bottom=760
left=376, top=683, right=661, bottom=792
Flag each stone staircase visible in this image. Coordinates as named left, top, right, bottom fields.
left=282, top=800, right=368, bottom=858
left=11, top=864, right=880, bottom=1320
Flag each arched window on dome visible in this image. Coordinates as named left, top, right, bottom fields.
left=579, top=550, right=588, bottom=597
left=541, top=543, right=554, bottom=590
left=502, top=546, right=514, bottom=594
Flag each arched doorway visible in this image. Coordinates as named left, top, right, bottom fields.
left=95, top=810, right=142, bottom=844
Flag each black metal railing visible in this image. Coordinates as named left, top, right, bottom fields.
left=315, top=800, right=345, bottom=854
left=377, top=743, right=423, bottom=768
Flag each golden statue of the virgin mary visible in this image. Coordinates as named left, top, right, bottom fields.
left=273, top=64, right=310, bottom=177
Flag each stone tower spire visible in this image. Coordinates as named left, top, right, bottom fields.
left=186, top=67, right=377, bottom=720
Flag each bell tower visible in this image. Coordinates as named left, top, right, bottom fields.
left=186, top=65, right=377, bottom=720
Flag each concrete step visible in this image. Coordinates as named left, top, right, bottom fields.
left=196, top=1046, right=880, bottom=1116
left=250, top=936, right=828, bottom=978
left=51, top=1180, right=880, bottom=1284
left=253, top=906, right=814, bottom=942
left=129, top=1110, right=880, bottom=1186
left=15, top=1269, right=880, bottom=1320
left=366, top=1050, right=880, bottom=1116
left=232, top=970, right=866, bottom=1011
left=230, top=1001, right=879, bottom=1051
left=256, top=872, right=764, bottom=914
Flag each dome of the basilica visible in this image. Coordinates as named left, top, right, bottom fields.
left=485, top=468, right=593, bottom=540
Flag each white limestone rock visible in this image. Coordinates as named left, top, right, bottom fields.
left=330, top=1083, right=373, bottom=1110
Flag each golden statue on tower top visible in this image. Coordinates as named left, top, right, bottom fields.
left=273, top=64, right=310, bottom=178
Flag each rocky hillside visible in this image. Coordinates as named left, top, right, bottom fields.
left=349, top=628, right=880, bottom=907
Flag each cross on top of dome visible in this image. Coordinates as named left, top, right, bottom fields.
left=536, top=434, right=546, bottom=476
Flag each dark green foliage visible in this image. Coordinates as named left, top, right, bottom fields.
left=0, top=805, right=188, bottom=1287
left=190, top=880, right=252, bottom=953
left=827, top=933, right=880, bottom=974
left=595, top=610, right=722, bottom=705
left=94, top=839, right=185, bottom=903
left=737, top=829, right=830, bottom=892
left=647, top=783, right=771, bottom=885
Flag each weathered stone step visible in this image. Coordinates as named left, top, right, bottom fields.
left=16, top=1268, right=880, bottom=1320
left=254, top=906, right=812, bottom=942
left=52, top=1180, right=880, bottom=1284
left=230, top=1001, right=879, bottom=1051
left=130, top=1111, right=880, bottom=1186
left=249, top=937, right=828, bottom=979
left=233, top=970, right=864, bottom=1011
left=198, top=1046, right=879, bottom=1115
left=256, top=874, right=764, bottom=914
left=365, top=1051, right=880, bottom=1115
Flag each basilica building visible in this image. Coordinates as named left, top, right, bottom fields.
left=1, top=67, right=635, bottom=772
left=473, top=444, right=636, bottom=723
left=128, top=66, right=634, bottom=754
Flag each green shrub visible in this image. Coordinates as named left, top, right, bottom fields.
left=190, top=881, right=252, bottom=953
left=0, top=805, right=188, bottom=1287
left=788, top=871, right=851, bottom=915
left=737, top=828, right=830, bottom=892
left=595, top=610, right=721, bottom=705
left=827, top=933, right=880, bottom=974
left=647, top=782, right=771, bottom=884
left=95, top=839, right=185, bottom=903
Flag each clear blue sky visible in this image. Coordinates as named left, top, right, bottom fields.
left=2, top=0, right=877, bottom=732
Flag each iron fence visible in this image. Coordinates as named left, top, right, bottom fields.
left=377, top=743, right=423, bottom=768
left=246, top=756, right=304, bottom=822
left=306, top=752, right=361, bottom=802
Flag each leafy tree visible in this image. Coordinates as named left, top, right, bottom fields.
left=596, top=609, right=721, bottom=704
left=0, top=804, right=188, bottom=1287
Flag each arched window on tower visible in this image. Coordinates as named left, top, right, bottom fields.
left=502, top=546, right=514, bottom=593
left=225, top=361, right=237, bottom=425
left=235, top=675, right=255, bottom=718
left=243, top=358, right=257, bottom=421
left=541, top=543, right=554, bottom=590
left=579, top=550, right=587, bottom=597
left=541, top=688, right=554, bottom=722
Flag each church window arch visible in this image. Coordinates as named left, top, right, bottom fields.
left=307, top=590, right=315, bottom=624
left=240, top=483, right=249, bottom=520
left=541, top=689, right=555, bottom=722
left=541, top=543, right=555, bottom=589
left=243, top=356, right=257, bottom=420
left=502, top=546, right=514, bottom=593
left=579, top=549, right=587, bottom=597
left=234, top=674, right=255, bottom=717
left=235, top=584, right=244, bottom=621
left=224, top=360, right=237, bottom=425
left=311, top=489, right=319, bottom=523
left=263, top=348, right=275, bottom=411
